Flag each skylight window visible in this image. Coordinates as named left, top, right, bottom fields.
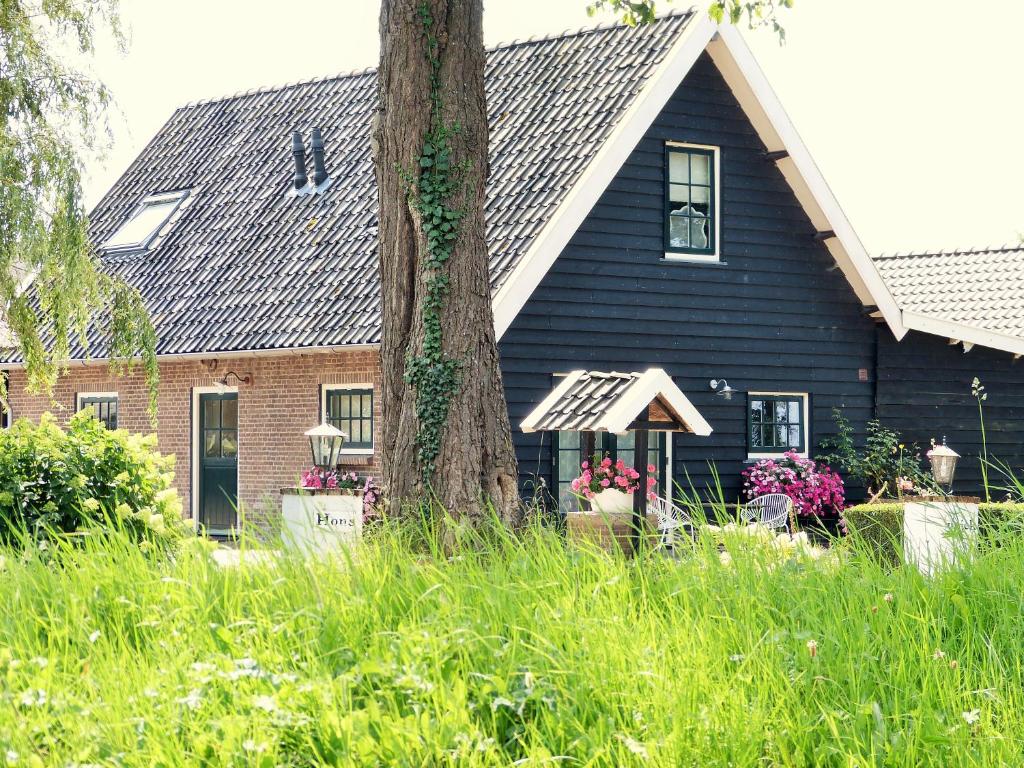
left=103, top=191, right=188, bottom=251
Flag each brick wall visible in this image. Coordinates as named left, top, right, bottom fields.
left=3, top=348, right=381, bottom=527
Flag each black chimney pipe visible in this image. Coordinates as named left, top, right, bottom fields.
left=291, top=131, right=308, bottom=190
left=311, top=127, right=329, bottom=186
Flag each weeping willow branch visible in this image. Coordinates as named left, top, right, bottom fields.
left=0, top=1, right=160, bottom=422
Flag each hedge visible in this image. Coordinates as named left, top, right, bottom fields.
left=843, top=501, right=1024, bottom=565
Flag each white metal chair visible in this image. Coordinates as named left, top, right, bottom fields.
left=648, top=494, right=692, bottom=551
left=741, top=493, right=795, bottom=532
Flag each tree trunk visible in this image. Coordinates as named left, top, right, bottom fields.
left=374, top=0, right=521, bottom=527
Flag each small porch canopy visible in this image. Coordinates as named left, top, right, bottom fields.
left=521, top=369, right=711, bottom=552
left=520, top=369, right=713, bottom=436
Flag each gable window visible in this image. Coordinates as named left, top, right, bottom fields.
left=665, top=143, right=719, bottom=261
left=77, top=392, right=119, bottom=430
left=103, top=190, right=188, bottom=251
left=323, top=386, right=374, bottom=453
left=747, top=393, right=808, bottom=457
left=554, top=431, right=666, bottom=511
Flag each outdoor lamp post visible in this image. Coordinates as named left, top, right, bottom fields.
left=305, top=422, right=347, bottom=484
left=928, top=438, right=960, bottom=489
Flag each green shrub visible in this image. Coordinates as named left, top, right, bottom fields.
left=843, top=501, right=1024, bottom=564
left=0, top=411, right=185, bottom=547
left=842, top=503, right=904, bottom=565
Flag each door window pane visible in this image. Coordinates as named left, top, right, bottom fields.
left=221, top=431, right=238, bottom=458
left=221, top=398, right=238, bottom=429
left=204, top=399, right=220, bottom=429
left=204, top=430, right=221, bottom=458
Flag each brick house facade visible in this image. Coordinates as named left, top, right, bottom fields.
left=5, top=348, right=381, bottom=526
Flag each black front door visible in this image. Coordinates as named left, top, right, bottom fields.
left=198, top=392, right=238, bottom=535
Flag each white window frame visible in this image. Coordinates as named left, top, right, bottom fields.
left=191, top=384, right=239, bottom=534
left=663, top=141, right=721, bottom=263
left=76, top=391, right=120, bottom=428
left=746, top=391, right=809, bottom=460
left=103, top=190, right=189, bottom=252
left=321, top=383, right=375, bottom=456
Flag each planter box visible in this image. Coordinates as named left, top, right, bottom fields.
left=281, top=488, right=362, bottom=556
left=903, top=497, right=978, bottom=576
left=566, top=510, right=659, bottom=557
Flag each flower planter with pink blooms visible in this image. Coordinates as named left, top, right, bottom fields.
left=741, top=451, right=846, bottom=528
left=565, top=456, right=660, bottom=555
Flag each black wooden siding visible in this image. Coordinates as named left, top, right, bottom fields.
left=876, top=329, right=1024, bottom=497
left=500, top=53, right=879, bottom=505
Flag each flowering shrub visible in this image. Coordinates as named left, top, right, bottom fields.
left=570, top=456, right=658, bottom=502
left=301, top=468, right=382, bottom=522
left=741, top=451, right=845, bottom=518
left=300, top=468, right=362, bottom=491
left=0, top=412, right=185, bottom=548
left=362, top=476, right=382, bottom=523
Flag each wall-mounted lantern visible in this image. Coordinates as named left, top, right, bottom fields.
left=709, top=378, right=737, bottom=400
left=928, top=438, right=960, bottom=488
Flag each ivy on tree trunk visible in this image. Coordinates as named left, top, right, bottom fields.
left=374, top=0, right=521, bottom=526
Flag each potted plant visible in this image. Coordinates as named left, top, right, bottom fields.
left=566, top=455, right=659, bottom=555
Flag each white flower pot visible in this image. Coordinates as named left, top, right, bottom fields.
left=590, top=488, right=634, bottom=514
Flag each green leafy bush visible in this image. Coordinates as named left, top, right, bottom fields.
left=843, top=501, right=1024, bottom=564
left=818, top=409, right=935, bottom=497
left=0, top=411, right=184, bottom=547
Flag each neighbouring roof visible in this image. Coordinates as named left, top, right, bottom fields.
left=873, top=246, right=1024, bottom=353
left=521, top=369, right=713, bottom=435
left=3, top=11, right=696, bottom=362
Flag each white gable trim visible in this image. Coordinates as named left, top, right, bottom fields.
left=602, top=369, right=713, bottom=436
left=520, top=370, right=586, bottom=433
left=492, top=18, right=906, bottom=342
left=492, top=14, right=718, bottom=339
left=707, top=26, right=905, bottom=339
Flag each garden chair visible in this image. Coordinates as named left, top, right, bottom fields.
left=648, top=494, right=692, bottom=551
left=741, top=493, right=795, bottom=532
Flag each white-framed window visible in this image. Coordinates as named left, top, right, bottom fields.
left=103, top=190, right=189, bottom=251
left=664, top=142, right=721, bottom=262
left=322, top=384, right=374, bottom=454
left=77, top=391, right=119, bottom=430
left=747, top=392, right=809, bottom=458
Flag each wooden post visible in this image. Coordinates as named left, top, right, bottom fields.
left=632, top=430, right=649, bottom=555
left=581, top=431, right=596, bottom=512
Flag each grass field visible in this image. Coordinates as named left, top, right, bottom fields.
left=2, top=521, right=1024, bottom=766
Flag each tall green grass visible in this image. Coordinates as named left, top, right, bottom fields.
left=2, top=522, right=1024, bottom=766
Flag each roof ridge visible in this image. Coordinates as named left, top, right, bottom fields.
left=875, top=244, right=1024, bottom=260
left=176, top=8, right=695, bottom=110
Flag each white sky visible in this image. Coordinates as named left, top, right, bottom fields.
left=81, top=0, right=1024, bottom=255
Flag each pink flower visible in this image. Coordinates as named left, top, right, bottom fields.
left=615, top=476, right=628, bottom=487
left=647, top=463, right=656, bottom=473
left=581, top=461, right=589, bottom=469
left=570, top=478, right=580, bottom=491
left=601, top=457, right=612, bottom=468
left=615, top=459, right=626, bottom=471
left=647, top=476, right=656, bottom=487
left=600, top=479, right=610, bottom=487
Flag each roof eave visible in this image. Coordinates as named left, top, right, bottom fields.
left=492, top=18, right=908, bottom=343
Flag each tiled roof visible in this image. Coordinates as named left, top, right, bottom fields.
left=873, top=246, right=1024, bottom=340
left=521, top=369, right=712, bottom=435
left=5, top=11, right=695, bottom=362
left=525, top=371, right=641, bottom=432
